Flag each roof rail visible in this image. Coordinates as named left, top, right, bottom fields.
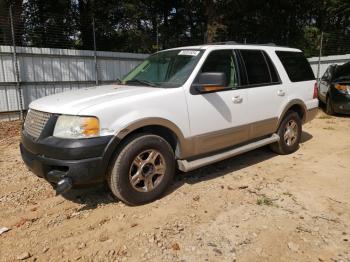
left=206, top=41, right=279, bottom=47
left=263, top=43, right=277, bottom=46
left=206, top=41, right=240, bottom=45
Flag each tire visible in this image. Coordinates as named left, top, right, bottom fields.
left=107, top=133, right=175, bottom=205
left=317, top=94, right=324, bottom=106
left=270, top=111, right=302, bottom=155
left=326, top=96, right=335, bottom=115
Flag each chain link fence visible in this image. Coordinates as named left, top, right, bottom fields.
left=0, top=6, right=147, bottom=121
left=305, top=31, right=350, bottom=83
left=1, top=5, right=350, bottom=121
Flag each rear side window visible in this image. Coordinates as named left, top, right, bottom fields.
left=332, top=62, right=350, bottom=82
left=239, top=50, right=271, bottom=85
left=276, top=51, right=315, bottom=82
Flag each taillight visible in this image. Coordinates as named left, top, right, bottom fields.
left=313, top=82, right=318, bottom=99
left=334, top=83, right=350, bottom=94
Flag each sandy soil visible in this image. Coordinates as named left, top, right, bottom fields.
left=0, top=109, right=349, bottom=262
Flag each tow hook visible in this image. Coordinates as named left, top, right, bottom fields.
left=55, top=177, right=73, bottom=195
left=47, top=170, right=73, bottom=195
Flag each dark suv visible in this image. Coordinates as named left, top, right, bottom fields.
left=319, top=62, right=350, bottom=115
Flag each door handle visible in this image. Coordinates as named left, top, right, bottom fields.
left=277, top=90, right=285, bottom=96
left=233, top=95, right=243, bottom=103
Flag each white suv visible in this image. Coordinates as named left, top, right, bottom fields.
left=20, top=43, right=318, bottom=205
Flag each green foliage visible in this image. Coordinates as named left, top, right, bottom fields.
left=257, top=196, right=274, bottom=206
left=4, top=0, right=350, bottom=54
left=302, top=26, right=322, bottom=57
left=22, top=0, right=78, bottom=48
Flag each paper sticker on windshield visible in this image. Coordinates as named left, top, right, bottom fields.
left=178, top=50, right=200, bottom=56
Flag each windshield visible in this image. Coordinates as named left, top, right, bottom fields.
left=121, top=49, right=204, bottom=88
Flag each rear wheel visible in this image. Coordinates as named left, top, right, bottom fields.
left=270, top=111, right=302, bottom=155
left=318, top=94, right=324, bottom=106
left=107, top=134, right=175, bottom=205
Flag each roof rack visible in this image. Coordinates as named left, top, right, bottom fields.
left=206, top=41, right=240, bottom=45
left=206, top=41, right=278, bottom=47
left=263, top=43, right=277, bottom=46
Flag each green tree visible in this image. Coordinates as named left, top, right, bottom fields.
left=22, top=0, right=77, bottom=48
left=0, top=0, right=23, bottom=45
left=2, top=0, right=349, bottom=55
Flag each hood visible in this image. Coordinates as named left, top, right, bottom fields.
left=29, top=84, right=159, bottom=115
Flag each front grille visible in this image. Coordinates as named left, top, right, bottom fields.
left=24, top=109, right=52, bottom=139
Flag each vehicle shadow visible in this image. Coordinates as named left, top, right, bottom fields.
left=61, top=184, right=116, bottom=210
left=301, top=131, right=313, bottom=143
left=166, top=130, right=313, bottom=197
left=60, top=131, right=313, bottom=208
left=166, top=147, right=279, bottom=197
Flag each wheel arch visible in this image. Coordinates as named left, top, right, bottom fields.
left=118, top=124, right=181, bottom=157
left=105, top=118, right=192, bottom=161
left=277, top=99, right=307, bottom=128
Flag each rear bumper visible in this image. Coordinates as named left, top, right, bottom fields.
left=304, top=107, right=318, bottom=123
left=329, top=88, right=350, bottom=114
left=20, top=131, right=115, bottom=186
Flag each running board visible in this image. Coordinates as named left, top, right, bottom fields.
left=177, top=134, right=280, bottom=172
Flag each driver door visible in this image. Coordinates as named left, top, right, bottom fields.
left=185, top=49, right=249, bottom=156
left=319, top=66, right=333, bottom=103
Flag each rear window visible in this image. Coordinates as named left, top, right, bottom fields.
left=333, top=62, right=350, bottom=82
left=276, top=51, right=315, bottom=82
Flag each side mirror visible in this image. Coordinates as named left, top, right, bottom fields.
left=194, top=72, right=227, bottom=93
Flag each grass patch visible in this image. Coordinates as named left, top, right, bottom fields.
left=318, top=115, right=332, bottom=119
left=283, top=191, right=293, bottom=197
left=257, top=196, right=274, bottom=206
left=323, top=126, right=335, bottom=130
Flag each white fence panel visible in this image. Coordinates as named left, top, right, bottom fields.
left=0, top=45, right=148, bottom=115
left=308, top=54, right=350, bottom=78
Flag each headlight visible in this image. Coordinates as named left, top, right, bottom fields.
left=53, top=115, right=100, bottom=139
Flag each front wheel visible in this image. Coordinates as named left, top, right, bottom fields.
left=326, top=96, right=335, bottom=115
left=107, top=134, right=175, bottom=205
left=270, top=111, right=302, bottom=155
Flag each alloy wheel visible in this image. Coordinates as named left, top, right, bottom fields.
left=129, top=149, right=166, bottom=192
left=284, top=120, right=298, bottom=146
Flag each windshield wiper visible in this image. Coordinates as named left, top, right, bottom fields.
left=125, top=79, right=158, bottom=87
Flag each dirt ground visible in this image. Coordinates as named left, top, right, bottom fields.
left=0, top=109, right=349, bottom=262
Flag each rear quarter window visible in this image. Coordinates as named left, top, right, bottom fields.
left=333, top=62, right=350, bottom=82
left=276, top=51, right=315, bottom=82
